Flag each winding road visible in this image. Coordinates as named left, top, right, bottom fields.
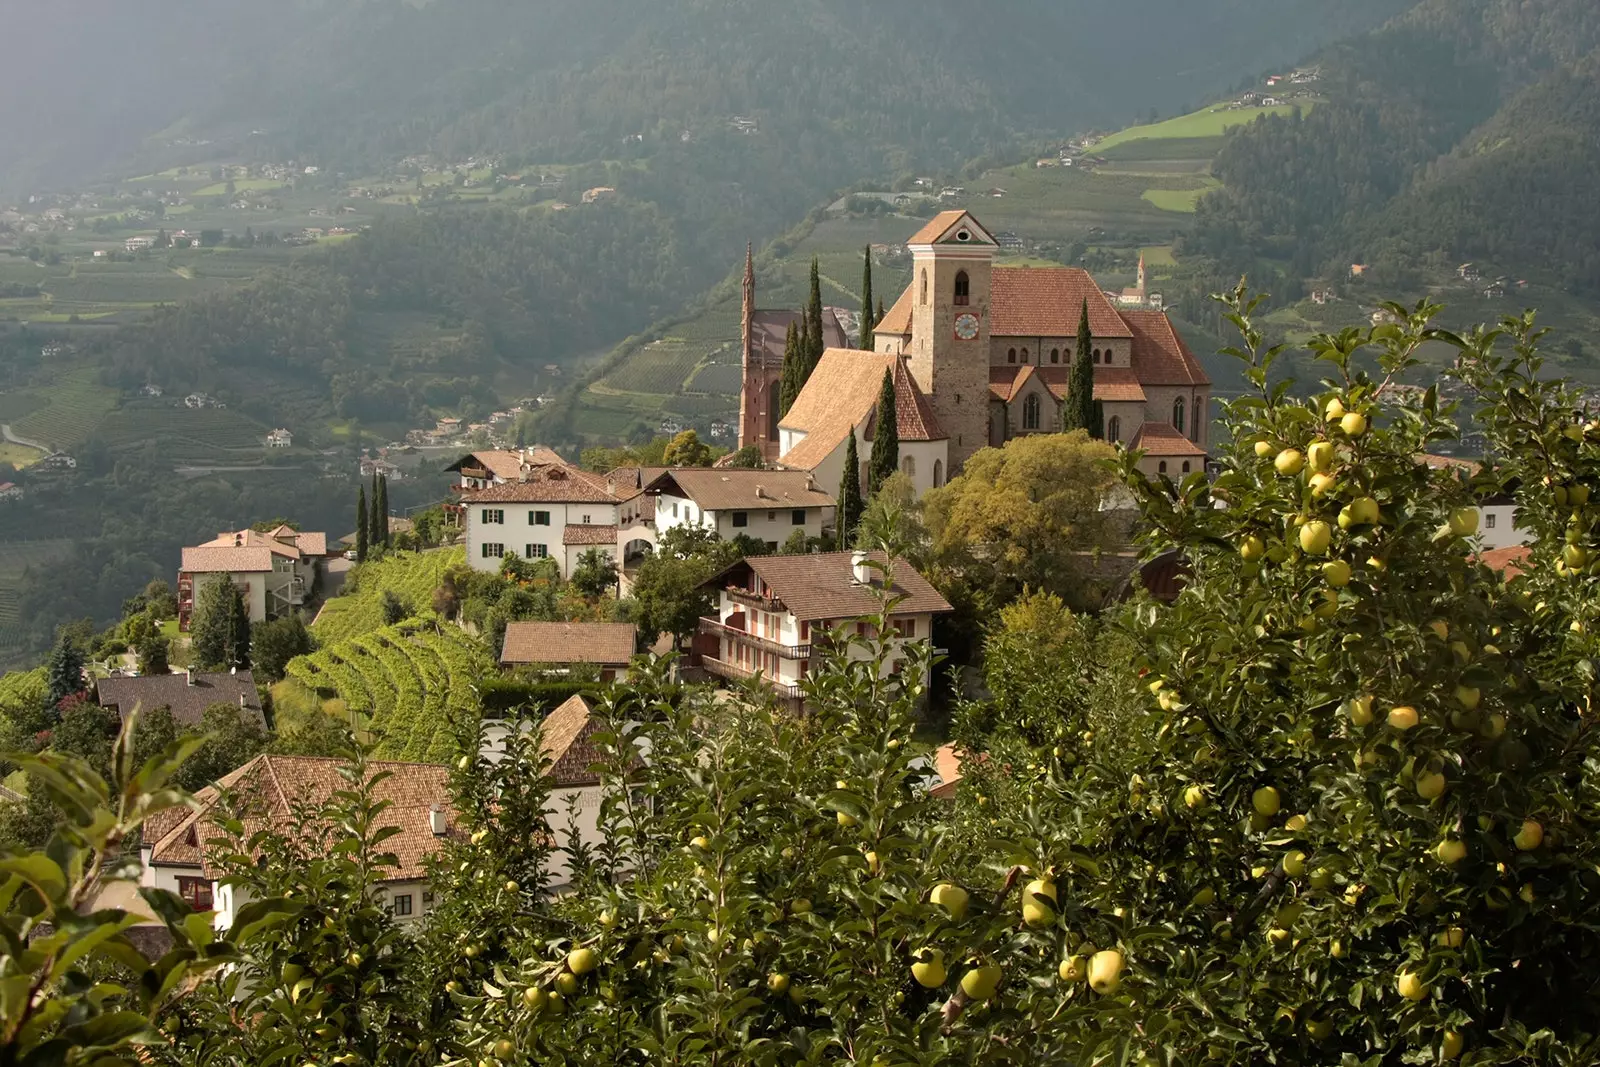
left=0, top=424, right=50, bottom=452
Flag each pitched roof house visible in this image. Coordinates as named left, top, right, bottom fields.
left=177, top=526, right=325, bottom=631
left=646, top=468, right=836, bottom=547
left=500, top=621, right=638, bottom=680
left=96, top=669, right=265, bottom=730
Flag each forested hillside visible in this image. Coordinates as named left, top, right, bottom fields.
left=1185, top=0, right=1600, bottom=291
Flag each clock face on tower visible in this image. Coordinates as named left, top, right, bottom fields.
left=953, top=312, right=980, bottom=341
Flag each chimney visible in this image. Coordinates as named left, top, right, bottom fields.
left=429, top=806, right=447, bottom=836
left=185, top=668, right=194, bottom=687
left=239, top=693, right=247, bottom=708
left=851, top=549, right=870, bottom=586
left=755, top=484, right=767, bottom=500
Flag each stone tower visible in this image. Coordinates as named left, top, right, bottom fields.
left=906, top=212, right=995, bottom=472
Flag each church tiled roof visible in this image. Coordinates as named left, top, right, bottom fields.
left=991, top=267, right=1131, bottom=338
left=1124, top=309, right=1210, bottom=386
left=875, top=287, right=913, bottom=337
left=1130, top=422, right=1206, bottom=457
left=867, top=357, right=946, bottom=442
left=987, top=365, right=1147, bottom=404
left=778, top=351, right=940, bottom=471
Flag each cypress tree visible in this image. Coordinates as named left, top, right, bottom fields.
left=1063, top=299, right=1097, bottom=435
left=860, top=246, right=875, bottom=351
left=190, top=577, right=234, bottom=671
left=356, top=485, right=369, bottom=563
left=779, top=321, right=802, bottom=417
left=877, top=297, right=885, bottom=325
left=868, top=368, right=899, bottom=495
left=375, top=474, right=390, bottom=547
left=805, top=256, right=825, bottom=372
left=837, top=432, right=864, bottom=548
left=227, top=585, right=252, bottom=670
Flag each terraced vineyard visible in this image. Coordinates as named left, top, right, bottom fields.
left=97, top=405, right=271, bottom=451
left=0, top=667, right=45, bottom=720
left=311, top=548, right=465, bottom=644
left=0, top=541, right=76, bottom=670
left=284, top=616, right=492, bottom=762
left=7, top=369, right=119, bottom=450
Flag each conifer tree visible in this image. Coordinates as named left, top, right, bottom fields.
left=868, top=368, right=899, bottom=495
left=190, top=577, right=234, bottom=671
left=860, top=246, right=875, bottom=351
left=877, top=297, right=886, bottom=325
left=45, top=634, right=84, bottom=710
left=1063, top=299, right=1097, bottom=435
left=375, top=475, right=390, bottom=547
left=836, top=432, right=863, bottom=547
left=805, top=256, right=825, bottom=373
left=779, top=321, right=802, bottom=417
left=227, top=585, right=252, bottom=670
left=356, top=485, right=369, bottom=563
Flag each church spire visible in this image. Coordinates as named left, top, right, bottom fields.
left=741, top=242, right=755, bottom=366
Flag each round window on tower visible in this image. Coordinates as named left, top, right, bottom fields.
left=956, top=229, right=971, bottom=242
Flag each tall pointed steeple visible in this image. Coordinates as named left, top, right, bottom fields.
left=1136, top=252, right=1147, bottom=300
left=741, top=242, right=755, bottom=363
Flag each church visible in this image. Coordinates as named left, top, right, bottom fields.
left=738, top=211, right=1211, bottom=491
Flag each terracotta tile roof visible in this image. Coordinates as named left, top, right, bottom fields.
left=1094, top=367, right=1147, bottom=403
left=1130, top=422, right=1207, bottom=457
left=868, top=357, right=946, bottom=442
left=294, top=531, right=327, bottom=556
left=905, top=210, right=994, bottom=246
left=644, top=469, right=835, bottom=511
left=875, top=286, right=913, bottom=337
left=97, top=670, right=265, bottom=730
left=779, top=351, right=938, bottom=471
left=197, top=528, right=325, bottom=560
left=563, top=523, right=618, bottom=546
left=447, top=449, right=567, bottom=480
left=180, top=546, right=274, bottom=573
left=153, top=757, right=459, bottom=880
left=500, top=621, right=638, bottom=666
left=1123, top=309, right=1210, bottom=386
left=541, top=694, right=605, bottom=787
left=991, top=267, right=1132, bottom=338
left=708, top=551, right=952, bottom=622
left=460, top=465, right=620, bottom=505
left=605, top=466, right=669, bottom=502
left=930, top=742, right=965, bottom=800
left=1478, top=545, right=1530, bottom=579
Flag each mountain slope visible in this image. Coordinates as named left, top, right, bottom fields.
left=1183, top=0, right=1600, bottom=292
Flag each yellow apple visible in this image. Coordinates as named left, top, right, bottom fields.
left=1572, top=484, right=1592, bottom=505
left=690, top=835, right=710, bottom=850
left=1565, top=544, right=1589, bottom=569
left=1184, top=784, right=1207, bottom=809
left=1022, top=879, right=1058, bottom=927
left=1347, top=695, right=1374, bottom=726
left=1299, top=521, right=1332, bottom=555
left=1191, top=886, right=1215, bottom=906
left=1416, top=770, right=1447, bottom=800
left=1437, top=927, right=1466, bottom=948
left=1305, top=1018, right=1334, bottom=1041
left=1268, top=927, right=1291, bottom=947
left=960, top=963, right=1002, bottom=1001
left=930, top=883, right=969, bottom=921
left=1514, top=819, right=1544, bottom=851
left=789, top=898, right=812, bottom=915
left=1284, top=813, right=1308, bottom=832
left=1325, top=397, right=1346, bottom=420
left=547, top=991, right=565, bottom=1016
left=1309, top=868, right=1333, bottom=891
left=1322, top=560, right=1352, bottom=587
left=1274, top=449, right=1305, bottom=476
left=1309, top=471, right=1338, bottom=497
left=1254, top=439, right=1275, bottom=457
left=1521, top=883, right=1536, bottom=903
left=1352, top=496, right=1381, bottom=524
left=1435, top=839, right=1467, bottom=865
left=1455, top=686, right=1480, bottom=709
left=910, top=948, right=947, bottom=988
left=1307, top=440, right=1335, bottom=473
left=1340, top=411, right=1367, bottom=437
left=1387, top=705, right=1419, bottom=730
left=1487, top=713, right=1507, bottom=738
left=1397, top=969, right=1428, bottom=1002
left=1058, top=955, right=1087, bottom=982
left=555, top=972, right=579, bottom=996
left=1239, top=534, right=1265, bottom=561
left=1448, top=507, right=1479, bottom=536
left=494, top=1038, right=515, bottom=1060
left=1283, top=851, right=1307, bottom=877
left=1442, top=1031, right=1465, bottom=1059
left=837, top=811, right=858, bottom=828
left=521, top=986, right=547, bottom=1011
left=1451, top=639, right=1472, bottom=663
left=567, top=947, right=599, bottom=975
left=1088, top=950, right=1124, bottom=994
left=1329, top=939, right=1345, bottom=958
left=767, top=972, right=790, bottom=994
left=1252, top=786, right=1281, bottom=817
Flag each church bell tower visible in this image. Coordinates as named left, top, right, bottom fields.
left=907, top=212, right=996, bottom=472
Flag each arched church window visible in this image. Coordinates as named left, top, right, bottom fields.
left=933, top=459, right=943, bottom=487
left=1159, top=461, right=1168, bottom=474
left=901, top=455, right=916, bottom=479
left=1182, top=461, right=1192, bottom=474
left=1107, top=415, right=1121, bottom=441
left=1173, top=397, right=1186, bottom=435
left=1023, top=393, right=1041, bottom=430
left=1020, top=347, right=1029, bottom=363
left=1093, top=348, right=1102, bottom=364
left=1050, top=348, right=1060, bottom=364
left=954, top=271, right=970, bottom=306
left=920, top=269, right=928, bottom=305
left=1007, top=348, right=1017, bottom=364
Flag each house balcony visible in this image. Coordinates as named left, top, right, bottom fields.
left=288, top=577, right=307, bottom=605
left=699, top=616, right=810, bottom=660
left=722, top=585, right=783, bottom=612
left=699, top=655, right=805, bottom=701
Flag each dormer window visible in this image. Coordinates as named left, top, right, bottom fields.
left=953, top=271, right=970, bottom=306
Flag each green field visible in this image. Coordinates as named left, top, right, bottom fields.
left=193, top=178, right=286, bottom=197
left=0, top=443, right=44, bottom=468
left=1095, top=103, right=1311, bottom=151
left=283, top=616, right=492, bottom=762
left=7, top=369, right=119, bottom=449
left=97, top=404, right=271, bottom=452
left=1142, top=180, right=1222, bottom=213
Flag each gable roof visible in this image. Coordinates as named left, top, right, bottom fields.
left=707, top=551, right=952, bottom=622
left=500, top=621, right=638, bottom=666
left=604, top=466, right=670, bottom=502
left=905, top=211, right=997, bottom=247
left=180, top=546, right=275, bottom=574
left=991, top=267, right=1131, bottom=338
left=747, top=309, right=848, bottom=366
left=145, top=755, right=458, bottom=879
left=460, top=465, right=618, bottom=505
left=778, top=351, right=939, bottom=471
left=563, top=523, right=618, bottom=546
left=196, top=527, right=326, bottom=560
left=866, top=357, right=947, bottom=443
left=1130, top=422, right=1207, bottom=457
left=541, top=694, right=605, bottom=787
left=1478, top=544, right=1531, bottom=579
left=875, top=286, right=913, bottom=337
left=1124, top=309, right=1210, bottom=386
left=646, top=468, right=835, bottom=512
left=97, top=670, right=265, bottom=730
left=447, top=448, right=570, bottom=480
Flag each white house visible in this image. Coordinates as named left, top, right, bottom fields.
left=443, top=447, right=571, bottom=522
left=264, top=428, right=293, bottom=448
left=695, top=550, right=952, bottom=708
left=461, top=464, right=620, bottom=576
left=177, top=525, right=326, bottom=631
left=1418, top=454, right=1528, bottom=549
left=646, top=468, right=835, bottom=549
left=125, top=236, right=155, bottom=252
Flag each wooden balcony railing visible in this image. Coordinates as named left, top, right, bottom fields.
left=699, top=655, right=805, bottom=700
left=698, top=617, right=810, bottom=660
